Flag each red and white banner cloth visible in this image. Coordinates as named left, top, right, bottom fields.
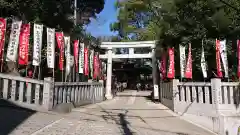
left=46, top=28, right=55, bottom=68
left=89, top=49, right=94, bottom=77
left=56, top=32, right=64, bottom=70
left=0, top=18, right=6, bottom=60
left=32, top=24, right=43, bottom=66
left=159, top=53, right=167, bottom=80
left=201, top=43, right=207, bottom=78
left=78, top=43, right=84, bottom=73
left=84, top=47, right=89, bottom=76
left=18, top=24, right=30, bottom=65
left=216, top=39, right=223, bottom=78
left=73, top=40, right=79, bottom=72
left=93, top=52, right=100, bottom=79
left=185, top=43, right=192, bottom=79
left=179, top=45, right=186, bottom=78
left=237, top=40, right=240, bottom=78
left=167, top=47, right=175, bottom=78
left=219, top=39, right=228, bottom=78
left=6, top=20, right=22, bottom=62
left=64, top=36, right=71, bottom=76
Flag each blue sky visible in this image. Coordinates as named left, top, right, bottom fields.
left=85, top=0, right=118, bottom=37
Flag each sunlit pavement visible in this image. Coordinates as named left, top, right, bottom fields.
left=8, top=90, right=216, bottom=135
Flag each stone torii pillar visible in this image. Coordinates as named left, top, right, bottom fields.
left=105, top=48, right=113, bottom=99
left=152, top=47, right=159, bottom=100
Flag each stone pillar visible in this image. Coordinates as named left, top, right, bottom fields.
left=105, top=48, right=113, bottom=99
left=152, top=48, right=159, bottom=100
left=43, top=77, right=54, bottom=110
left=210, top=78, right=224, bottom=134
left=211, top=78, right=222, bottom=112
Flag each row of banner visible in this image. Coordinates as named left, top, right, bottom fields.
left=0, top=18, right=102, bottom=79
left=159, top=39, right=240, bottom=79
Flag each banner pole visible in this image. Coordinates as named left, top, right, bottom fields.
left=32, top=66, right=37, bottom=79
left=38, top=65, right=41, bottom=80
left=0, top=38, right=6, bottom=73
left=25, top=66, right=28, bottom=77
left=52, top=68, right=55, bottom=80
left=62, top=69, right=64, bottom=82
left=0, top=19, right=6, bottom=73
left=0, top=43, right=5, bottom=72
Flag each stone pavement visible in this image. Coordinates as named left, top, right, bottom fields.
left=4, top=90, right=216, bottom=135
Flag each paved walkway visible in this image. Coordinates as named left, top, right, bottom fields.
left=3, top=90, right=215, bottom=135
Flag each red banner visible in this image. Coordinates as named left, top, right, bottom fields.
left=73, top=40, right=79, bottom=72
left=216, top=39, right=222, bottom=78
left=56, top=32, right=64, bottom=70
left=93, top=54, right=97, bottom=79
left=160, top=53, right=167, bottom=80
left=185, top=43, right=192, bottom=79
left=0, top=18, right=6, bottom=60
left=237, top=40, right=240, bottom=78
left=167, top=48, right=175, bottom=79
left=96, top=54, right=101, bottom=78
left=99, top=59, right=103, bottom=80
left=18, top=24, right=30, bottom=65
left=84, top=48, right=89, bottom=76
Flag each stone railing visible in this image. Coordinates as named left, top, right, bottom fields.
left=0, top=74, right=105, bottom=111
left=53, top=81, right=105, bottom=107
left=160, top=79, right=240, bottom=135
left=0, top=73, right=46, bottom=110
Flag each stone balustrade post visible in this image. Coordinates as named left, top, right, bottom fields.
left=42, top=77, right=54, bottom=110
left=99, top=80, right=104, bottom=101
left=172, top=79, right=179, bottom=111
left=211, top=78, right=222, bottom=112
left=211, top=78, right=225, bottom=134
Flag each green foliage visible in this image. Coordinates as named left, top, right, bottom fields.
left=0, top=0, right=104, bottom=79
left=0, top=0, right=104, bottom=32
left=111, top=0, right=240, bottom=80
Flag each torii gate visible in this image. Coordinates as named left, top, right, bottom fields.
left=99, top=41, right=160, bottom=100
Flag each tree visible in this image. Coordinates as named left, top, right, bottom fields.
left=0, top=0, right=104, bottom=32
left=0, top=0, right=104, bottom=78
left=111, top=0, right=240, bottom=80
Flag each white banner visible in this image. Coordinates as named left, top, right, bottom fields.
left=179, top=45, right=186, bottom=78
left=89, top=49, right=94, bottom=77
left=201, top=45, right=207, bottom=78
left=32, top=24, right=43, bottom=66
left=46, top=28, right=55, bottom=68
left=6, top=21, right=22, bottom=62
left=219, top=39, right=228, bottom=78
left=78, top=43, right=84, bottom=73
left=64, top=36, right=71, bottom=76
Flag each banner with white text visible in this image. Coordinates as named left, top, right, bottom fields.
left=219, top=39, right=228, bottom=78
left=78, top=43, right=84, bottom=73
left=47, top=28, right=55, bottom=68
left=6, top=20, right=22, bottom=62
left=0, top=18, right=6, bottom=60
left=18, top=23, right=30, bottom=65
left=185, top=43, right=192, bottom=79
left=179, top=45, right=186, bottom=78
left=32, top=24, right=43, bottom=66
left=201, top=45, right=207, bottom=78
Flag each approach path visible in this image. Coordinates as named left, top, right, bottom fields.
left=7, top=90, right=215, bottom=135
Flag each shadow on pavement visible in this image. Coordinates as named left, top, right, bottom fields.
left=119, top=113, right=133, bottom=135
left=0, top=99, right=36, bottom=135
left=70, top=105, right=189, bottom=135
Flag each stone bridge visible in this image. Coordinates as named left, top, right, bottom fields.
left=2, top=90, right=215, bottom=135
left=0, top=73, right=239, bottom=135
